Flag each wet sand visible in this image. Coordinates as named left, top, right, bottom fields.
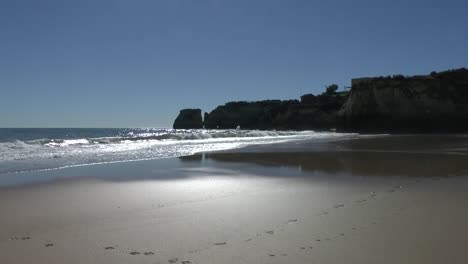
left=1, top=134, right=468, bottom=263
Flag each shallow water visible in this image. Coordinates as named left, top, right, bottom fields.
left=0, top=128, right=358, bottom=174
left=2, top=133, right=467, bottom=187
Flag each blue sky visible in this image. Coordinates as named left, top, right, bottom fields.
left=1, top=0, right=467, bottom=128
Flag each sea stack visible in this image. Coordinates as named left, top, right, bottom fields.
left=173, top=109, right=203, bottom=129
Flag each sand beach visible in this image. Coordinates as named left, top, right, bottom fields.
left=1, top=135, right=468, bottom=264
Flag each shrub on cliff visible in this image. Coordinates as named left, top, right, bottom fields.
left=326, top=84, right=339, bottom=94
left=392, top=74, right=406, bottom=79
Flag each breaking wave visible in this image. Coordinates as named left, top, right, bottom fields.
left=0, top=128, right=358, bottom=174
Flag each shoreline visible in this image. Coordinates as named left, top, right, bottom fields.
left=2, top=133, right=468, bottom=188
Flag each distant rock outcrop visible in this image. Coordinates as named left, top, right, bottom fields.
left=339, top=68, right=468, bottom=132
left=204, top=92, right=349, bottom=130
left=173, top=109, right=203, bottom=129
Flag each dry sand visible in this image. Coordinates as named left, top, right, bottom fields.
left=1, top=135, right=468, bottom=264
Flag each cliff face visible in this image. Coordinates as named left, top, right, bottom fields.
left=204, top=100, right=298, bottom=130
left=339, top=69, right=468, bottom=132
left=204, top=94, right=348, bottom=130
left=173, top=109, right=203, bottom=129
left=172, top=68, right=468, bottom=132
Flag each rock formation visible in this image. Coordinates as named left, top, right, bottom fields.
left=204, top=92, right=348, bottom=130
left=339, top=68, right=468, bottom=132
left=173, top=109, right=203, bottom=129
left=173, top=68, right=468, bottom=132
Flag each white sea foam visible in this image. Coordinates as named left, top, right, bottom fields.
left=0, top=129, right=359, bottom=174
left=44, top=138, right=90, bottom=147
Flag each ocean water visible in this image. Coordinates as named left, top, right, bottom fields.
left=0, top=128, right=358, bottom=174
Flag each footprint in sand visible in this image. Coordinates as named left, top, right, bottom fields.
left=245, top=238, right=252, bottom=242
left=355, top=199, right=367, bottom=203
left=287, top=219, right=298, bottom=224
left=282, top=253, right=288, bottom=256
left=300, top=247, right=306, bottom=250
left=181, top=261, right=192, bottom=264
left=144, top=252, right=154, bottom=256
left=316, top=239, right=321, bottom=242
left=168, top=258, right=178, bottom=263
left=129, top=251, right=140, bottom=255
left=265, top=230, right=274, bottom=235
left=214, top=242, right=227, bottom=246
left=269, top=254, right=276, bottom=257
left=104, top=246, right=115, bottom=250
left=45, top=243, right=54, bottom=247
left=10, top=237, right=30, bottom=241
left=334, top=204, right=345, bottom=208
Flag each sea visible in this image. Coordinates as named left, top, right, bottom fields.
left=0, top=128, right=359, bottom=175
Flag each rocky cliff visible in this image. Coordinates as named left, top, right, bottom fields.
left=173, top=68, right=468, bottom=132
left=173, top=109, right=203, bottom=129
left=339, top=68, right=468, bottom=132
left=204, top=93, right=348, bottom=130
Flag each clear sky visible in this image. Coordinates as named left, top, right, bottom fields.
left=1, top=0, right=467, bottom=128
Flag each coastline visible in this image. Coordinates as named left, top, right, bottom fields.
left=174, top=68, right=468, bottom=133
left=1, top=134, right=468, bottom=263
